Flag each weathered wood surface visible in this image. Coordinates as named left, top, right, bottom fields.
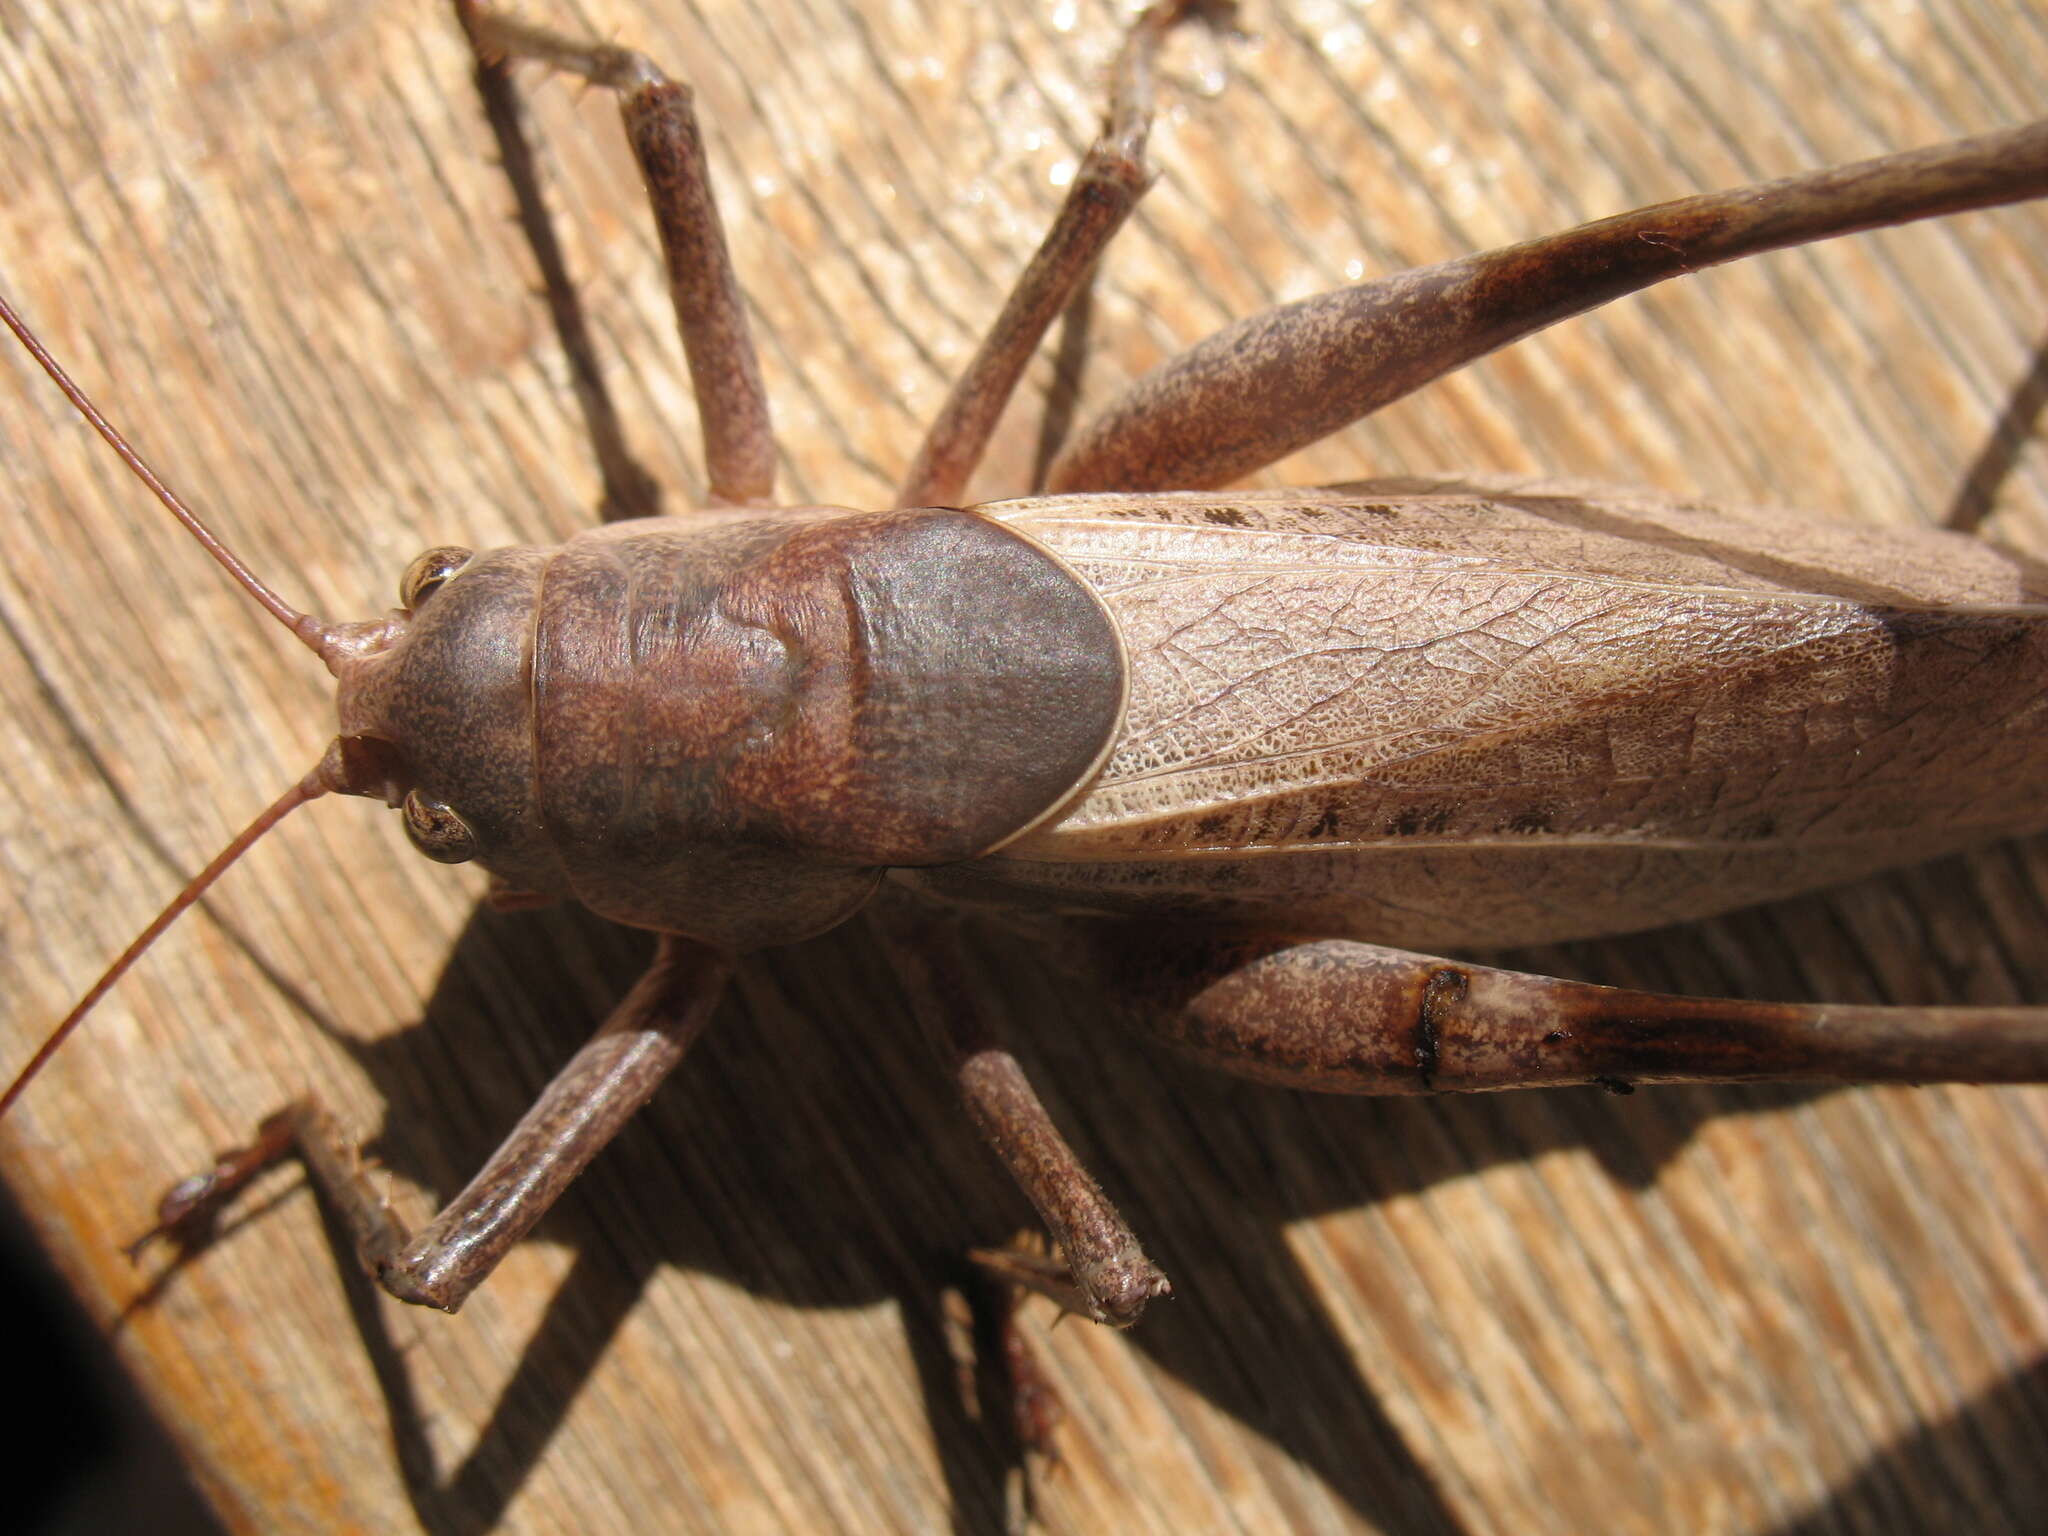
left=2, top=1, right=2045, bottom=1531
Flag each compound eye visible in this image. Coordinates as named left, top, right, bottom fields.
left=399, top=546, right=473, bottom=610
left=401, top=790, right=478, bottom=865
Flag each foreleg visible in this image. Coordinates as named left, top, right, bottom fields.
left=138, top=936, right=729, bottom=1311
left=457, top=1, right=776, bottom=504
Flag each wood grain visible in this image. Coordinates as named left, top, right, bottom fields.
left=2, top=1, right=2045, bottom=1531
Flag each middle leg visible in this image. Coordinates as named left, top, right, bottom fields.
left=869, top=895, right=1171, bottom=1326
left=895, top=0, right=1241, bottom=508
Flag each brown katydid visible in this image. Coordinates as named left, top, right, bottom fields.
left=4, top=3, right=2048, bottom=1536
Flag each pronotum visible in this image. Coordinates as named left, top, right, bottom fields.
left=2, top=3, right=2044, bottom=1532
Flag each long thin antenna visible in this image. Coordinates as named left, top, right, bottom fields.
left=0, top=773, right=330, bottom=1119
left=0, top=288, right=343, bottom=664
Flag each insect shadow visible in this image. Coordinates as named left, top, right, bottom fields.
left=1765, top=1354, right=2048, bottom=1536
left=1945, top=325, right=2048, bottom=535
left=157, top=824, right=2036, bottom=1535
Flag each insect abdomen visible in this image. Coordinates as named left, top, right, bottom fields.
left=935, top=482, right=2048, bottom=949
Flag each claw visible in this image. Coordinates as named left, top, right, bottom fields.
left=125, top=1111, right=300, bottom=1261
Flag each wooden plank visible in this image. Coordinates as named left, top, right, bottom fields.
left=1, top=1, right=2044, bottom=1530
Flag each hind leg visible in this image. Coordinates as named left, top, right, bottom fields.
left=1065, top=925, right=2048, bottom=1094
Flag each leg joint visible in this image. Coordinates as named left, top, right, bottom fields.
left=1416, top=966, right=1468, bottom=1092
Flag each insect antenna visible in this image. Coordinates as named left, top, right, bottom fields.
left=0, top=289, right=352, bottom=665
left=0, top=776, right=326, bottom=1117
left=0, top=289, right=356, bottom=1114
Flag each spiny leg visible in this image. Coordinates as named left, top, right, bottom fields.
left=456, top=1, right=776, bottom=505
left=139, top=936, right=729, bottom=1311
left=894, top=0, right=1239, bottom=509
left=1065, top=925, right=2048, bottom=1093
left=870, top=899, right=1170, bottom=1326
